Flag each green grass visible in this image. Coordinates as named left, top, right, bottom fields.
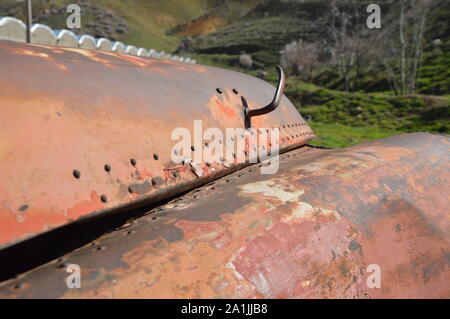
left=281, top=79, right=449, bottom=147
left=417, top=41, right=450, bottom=95
left=285, top=79, right=450, bottom=134
left=307, top=122, right=399, bottom=148
left=193, top=0, right=327, bottom=57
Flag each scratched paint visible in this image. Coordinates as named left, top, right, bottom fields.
left=0, top=133, right=448, bottom=298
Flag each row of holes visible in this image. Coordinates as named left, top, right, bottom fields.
left=72, top=154, right=161, bottom=203
left=73, top=153, right=160, bottom=179
left=71, top=125, right=312, bottom=202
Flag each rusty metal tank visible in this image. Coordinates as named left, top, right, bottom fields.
left=0, top=41, right=448, bottom=299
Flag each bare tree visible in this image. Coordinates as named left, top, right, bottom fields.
left=323, top=0, right=378, bottom=92
left=381, top=0, right=433, bottom=95
left=321, top=1, right=361, bottom=91
left=280, top=39, right=320, bottom=81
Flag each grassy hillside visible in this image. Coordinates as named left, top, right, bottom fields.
left=285, top=80, right=449, bottom=147
left=0, top=0, right=219, bottom=51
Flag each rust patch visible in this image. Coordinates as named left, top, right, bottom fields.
left=0, top=41, right=313, bottom=248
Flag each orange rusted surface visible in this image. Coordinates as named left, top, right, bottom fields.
left=1, top=133, right=448, bottom=298
left=0, top=41, right=314, bottom=249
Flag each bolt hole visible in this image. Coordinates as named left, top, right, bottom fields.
left=104, top=164, right=111, bottom=172
left=73, top=170, right=81, bottom=179
left=12, top=283, right=22, bottom=290
left=216, top=88, right=223, bottom=94
left=232, top=88, right=239, bottom=94
left=130, top=158, right=137, bottom=166
left=100, top=195, right=108, bottom=203
left=57, top=262, right=67, bottom=269
left=153, top=153, right=159, bottom=160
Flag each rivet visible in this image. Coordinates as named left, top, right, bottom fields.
left=12, top=283, right=22, bottom=290
left=57, top=262, right=68, bottom=269
left=73, top=170, right=81, bottom=179
left=216, top=88, right=223, bottom=94
left=232, top=88, right=239, bottom=94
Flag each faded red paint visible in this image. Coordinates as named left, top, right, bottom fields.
left=0, top=41, right=314, bottom=248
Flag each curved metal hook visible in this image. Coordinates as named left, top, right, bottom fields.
left=244, top=65, right=285, bottom=125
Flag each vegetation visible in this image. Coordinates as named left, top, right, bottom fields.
left=285, top=80, right=449, bottom=147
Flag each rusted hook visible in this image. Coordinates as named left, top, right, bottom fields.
left=244, top=65, right=285, bottom=128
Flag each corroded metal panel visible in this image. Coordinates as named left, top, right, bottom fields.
left=0, top=133, right=448, bottom=298
left=0, top=41, right=314, bottom=249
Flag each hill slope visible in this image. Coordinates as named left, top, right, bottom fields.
left=0, top=0, right=220, bottom=51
